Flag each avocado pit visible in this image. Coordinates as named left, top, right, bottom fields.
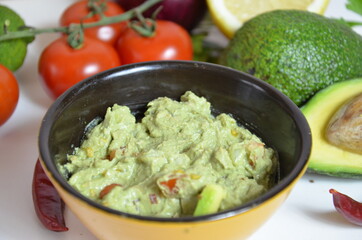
left=326, top=93, right=362, bottom=154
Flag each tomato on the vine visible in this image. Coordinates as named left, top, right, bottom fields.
left=116, top=20, right=193, bottom=64
left=0, top=64, right=19, bottom=126
left=60, top=0, right=126, bottom=46
left=38, top=36, right=121, bottom=99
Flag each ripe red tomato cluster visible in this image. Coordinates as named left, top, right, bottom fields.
left=39, top=0, right=193, bottom=99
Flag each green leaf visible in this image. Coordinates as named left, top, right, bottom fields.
left=344, top=20, right=362, bottom=27
left=191, top=33, right=224, bottom=63
left=346, top=0, right=362, bottom=15
left=336, top=17, right=362, bottom=27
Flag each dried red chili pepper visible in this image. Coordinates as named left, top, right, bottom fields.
left=32, top=159, right=68, bottom=232
left=329, top=189, right=362, bottom=226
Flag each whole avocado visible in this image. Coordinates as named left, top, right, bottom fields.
left=220, top=10, right=362, bottom=106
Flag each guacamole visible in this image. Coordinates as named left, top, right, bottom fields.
left=62, top=91, right=277, bottom=217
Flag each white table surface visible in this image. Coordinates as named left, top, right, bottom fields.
left=0, top=0, right=361, bottom=239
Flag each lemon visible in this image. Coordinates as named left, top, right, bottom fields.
left=0, top=5, right=31, bottom=71
left=207, top=0, right=330, bottom=38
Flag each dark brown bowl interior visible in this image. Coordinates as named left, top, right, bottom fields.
left=39, top=60, right=311, bottom=222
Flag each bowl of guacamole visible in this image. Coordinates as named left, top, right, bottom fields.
left=39, top=61, right=311, bottom=240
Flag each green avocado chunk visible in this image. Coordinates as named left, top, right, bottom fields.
left=194, top=184, right=226, bottom=216
left=301, top=78, right=362, bottom=178
left=220, top=10, right=362, bottom=106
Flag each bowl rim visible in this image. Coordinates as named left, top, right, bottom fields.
left=39, top=60, right=311, bottom=223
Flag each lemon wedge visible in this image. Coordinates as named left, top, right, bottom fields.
left=207, top=0, right=330, bottom=38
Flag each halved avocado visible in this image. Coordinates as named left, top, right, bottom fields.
left=301, top=78, right=362, bottom=178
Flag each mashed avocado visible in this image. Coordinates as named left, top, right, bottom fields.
left=62, top=91, right=277, bottom=217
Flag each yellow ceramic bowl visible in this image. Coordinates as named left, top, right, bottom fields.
left=39, top=61, right=311, bottom=240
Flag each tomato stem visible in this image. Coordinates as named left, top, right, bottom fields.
left=129, top=11, right=156, bottom=37
left=67, top=24, right=85, bottom=49
left=87, top=0, right=107, bottom=19
left=128, top=4, right=164, bottom=38
left=0, top=0, right=162, bottom=41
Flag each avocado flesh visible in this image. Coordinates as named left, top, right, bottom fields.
left=301, top=79, right=362, bottom=178
left=193, top=184, right=225, bottom=216
left=220, top=10, right=362, bottom=106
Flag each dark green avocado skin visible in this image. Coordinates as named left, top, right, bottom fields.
left=307, top=169, right=362, bottom=179
left=220, top=10, right=362, bottom=106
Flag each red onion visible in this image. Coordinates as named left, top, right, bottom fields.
left=115, top=0, right=207, bottom=31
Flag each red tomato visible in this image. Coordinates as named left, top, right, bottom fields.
left=116, top=20, right=193, bottom=64
left=160, top=178, right=178, bottom=192
left=0, top=64, right=19, bottom=126
left=38, top=36, right=121, bottom=99
left=60, top=0, right=126, bottom=46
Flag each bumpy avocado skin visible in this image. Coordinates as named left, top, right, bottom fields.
left=301, top=78, right=362, bottom=179
left=220, top=10, right=362, bottom=106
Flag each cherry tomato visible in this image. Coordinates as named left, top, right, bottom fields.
left=160, top=178, right=178, bottom=192
left=60, top=0, right=126, bottom=46
left=116, top=20, right=193, bottom=64
left=38, top=36, right=121, bottom=99
left=0, top=64, right=19, bottom=126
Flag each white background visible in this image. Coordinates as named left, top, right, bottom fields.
left=0, top=0, right=361, bottom=239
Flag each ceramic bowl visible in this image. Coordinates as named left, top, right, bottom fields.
left=39, top=61, right=311, bottom=240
